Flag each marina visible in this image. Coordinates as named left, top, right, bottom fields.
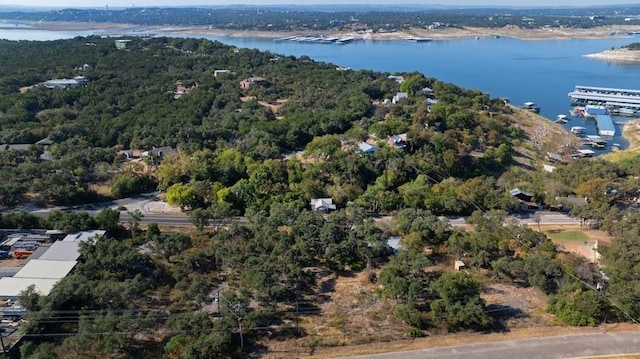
left=274, top=35, right=355, bottom=44
left=568, top=85, right=640, bottom=115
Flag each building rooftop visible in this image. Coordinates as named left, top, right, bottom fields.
left=62, top=230, right=106, bottom=243
left=39, top=241, right=81, bottom=262
left=14, top=259, right=77, bottom=280
left=0, top=277, right=59, bottom=299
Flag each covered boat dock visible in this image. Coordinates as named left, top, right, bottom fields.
left=595, top=115, right=616, bottom=137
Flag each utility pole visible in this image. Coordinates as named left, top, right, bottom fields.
left=295, top=300, right=300, bottom=336
left=0, top=330, right=7, bottom=355
left=238, top=317, right=244, bottom=351
left=214, top=291, right=220, bottom=315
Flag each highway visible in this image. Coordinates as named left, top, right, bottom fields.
left=337, top=331, right=640, bottom=359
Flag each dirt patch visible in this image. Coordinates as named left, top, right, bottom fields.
left=144, top=201, right=183, bottom=214
left=0, top=258, right=24, bottom=268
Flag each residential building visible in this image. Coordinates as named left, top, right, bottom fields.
left=392, top=92, right=408, bottom=104
left=44, top=76, right=87, bottom=89
left=357, top=142, right=378, bottom=154
left=310, top=198, right=337, bottom=212
left=240, top=76, right=267, bottom=89
left=387, top=133, right=408, bottom=149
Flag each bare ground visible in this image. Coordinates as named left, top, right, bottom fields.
left=508, top=105, right=582, bottom=168
left=258, top=268, right=640, bottom=358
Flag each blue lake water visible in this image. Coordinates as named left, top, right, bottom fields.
left=2, top=25, right=640, bottom=149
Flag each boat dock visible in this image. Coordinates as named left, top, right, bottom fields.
left=568, top=85, right=640, bottom=115
left=405, top=37, right=432, bottom=42
left=523, top=101, right=540, bottom=113
left=571, top=126, right=586, bottom=135
left=275, top=35, right=356, bottom=44
left=595, top=114, right=616, bottom=137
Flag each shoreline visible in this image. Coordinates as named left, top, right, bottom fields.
left=622, top=119, right=640, bottom=151
left=7, top=21, right=640, bottom=41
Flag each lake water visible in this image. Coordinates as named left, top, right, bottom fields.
left=2, top=25, right=640, bottom=149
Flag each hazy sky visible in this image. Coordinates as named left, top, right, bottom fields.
left=2, top=0, right=634, bottom=8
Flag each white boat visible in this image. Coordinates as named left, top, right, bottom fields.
left=619, top=108, right=639, bottom=117
left=571, top=126, right=586, bottom=135
left=575, top=149, right=595, bottom=158
left=555, top=114, right=568, bottom=123
left=586, top=135, right=607, bottom=144
left=523, top=102, right=540, bottom=113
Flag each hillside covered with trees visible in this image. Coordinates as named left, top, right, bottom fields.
left=1, top=36, right=640, bottom=358
left=1, top=5, right=639, bottom=33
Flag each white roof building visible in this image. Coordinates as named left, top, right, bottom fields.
left=357, top=142, right=378, bottom=154
left=392, top=92, right=408, bottom=104
left=310, top=198, right=337, bottom=212
left=14, top=260, right=77, bottom=280
left=39, top=241, right=82, bottom=261
left=63, top=230, right=106, bottom=242
left=0, top=277, right=59, bottom=300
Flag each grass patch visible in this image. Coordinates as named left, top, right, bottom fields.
left=545, top=230, right=589, bottom=244
left=602, top=150, right=639, bottom=163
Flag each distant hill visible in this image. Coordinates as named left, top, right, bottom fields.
left=1, top=5, right=640, bottom=30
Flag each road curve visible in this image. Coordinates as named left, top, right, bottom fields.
left=336, top=331, right=640, bottom=359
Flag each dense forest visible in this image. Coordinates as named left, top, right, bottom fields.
left=1, top=5, right=639, bottom=32
left=2, top=36, right=640, bottom=358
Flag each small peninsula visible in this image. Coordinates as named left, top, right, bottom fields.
left=585, top=42, right=640, bottom=62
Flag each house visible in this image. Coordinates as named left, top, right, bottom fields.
left=546, top=152, right=563, bottom=163
left=422, top=87, right=433, bottom=96
left=510, top=188, right=540, bottom=210
left=40, top=151, right=53, bottom=161
left=74, top=63, right=92, bottom=71
left=542, top=164, right=556, bottom=173
left=44, top=76, right=87, bottom=89
left=388, top=75, right=404, bottom=84
left=114, top=39, right=131, bottom=50
left=142, top=146, right=175, bottom=165
left=454, top=260, right=466, bottom=271
left=214, top=69, right=233, bottom=77
left=35, top=137, right=54, bottom=146
left=357, top=142, right=378, bottom=154
left=387, top=133, right=408, bottom=149
left=392, top=92, right=408, bottom=104
left=240, top=76, right=267, bottom=89
left=509, top=188, right=534, bottom=202
left=0, top=144, right=32, bottom=151
left=310, top=198, right=337, bottom=212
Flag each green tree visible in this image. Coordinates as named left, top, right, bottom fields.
left=430, top=272, right=489, bottom=331
left=166, top=183, right=196, bottom=210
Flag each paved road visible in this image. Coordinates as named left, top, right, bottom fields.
left=338, top=331, right=640, bottom=359
left=16, top=193, right=581, bottom=228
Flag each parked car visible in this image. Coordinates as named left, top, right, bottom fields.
left=12, top=250, right=34, bottom=260
left=0, top=250, right=10, bottom=259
